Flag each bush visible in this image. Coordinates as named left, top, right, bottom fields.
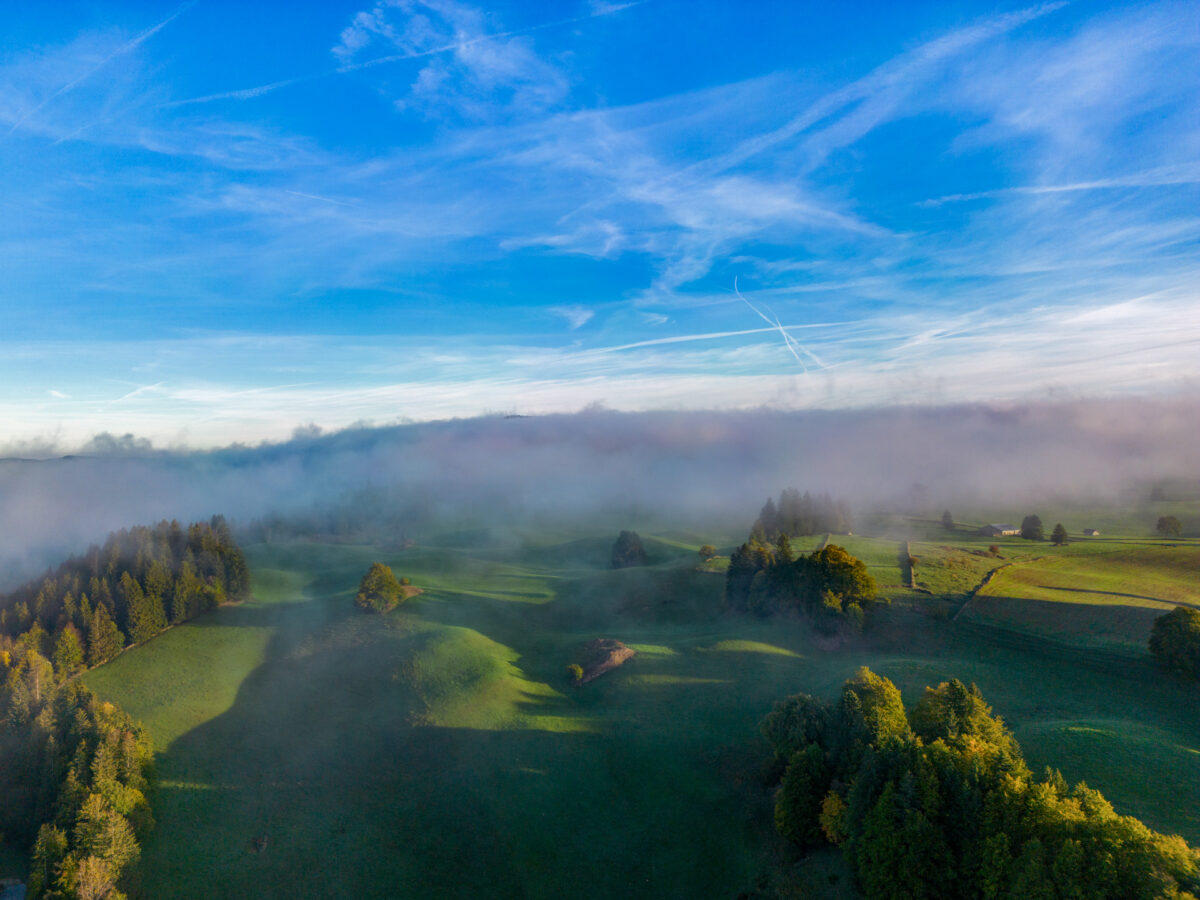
left=566, top=663, right=583, bottom=684
left=698, top=544, right=717, bottom=561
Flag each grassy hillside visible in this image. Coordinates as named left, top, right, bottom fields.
left=80, top=528, right=1200, bottom=898
left=957, top=541, right=1200, bottom=653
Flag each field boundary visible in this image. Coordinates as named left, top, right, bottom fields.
left=951, top=557, right=1052, bottom=621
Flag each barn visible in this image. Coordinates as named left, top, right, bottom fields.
left=978, top=524, right=1020, bottom=537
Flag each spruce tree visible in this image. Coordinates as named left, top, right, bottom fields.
left=52, top=625, right=85, bottom=679
left=123, top=572, right=166, bottom=645
left=87, top=605, right=124, bottom=666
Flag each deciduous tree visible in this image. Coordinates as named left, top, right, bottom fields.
left=355, top=562, right=405, bottom=613
left=1149, top=606, right=1200, bottom=681
left=1157, top=515, right=1183, bottom=537
left=1021, top=514, right=1044, bottom=541
left=610, top=531, right=648, bottom=569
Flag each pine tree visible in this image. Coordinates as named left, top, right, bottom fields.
left=122, top=573, right=165, bottom=645
left=52, top=625, right=85, bottom=680
left=87, top=604, right=124, bottom=666
left=1051, top=523, right=1068, bottom=546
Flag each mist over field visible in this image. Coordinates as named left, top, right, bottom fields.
left=1, top=395, right=1196, bottom=588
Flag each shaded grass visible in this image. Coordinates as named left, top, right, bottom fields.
left=79, top=534, right=1200, bottom=898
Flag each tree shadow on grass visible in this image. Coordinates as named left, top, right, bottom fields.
left=1043, top=585, right=1200, bottom=610
left=143, top=587, right=783, bottom=900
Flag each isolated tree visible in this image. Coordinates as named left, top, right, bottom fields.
left=1156, top=515, right=1183, bottom=537
left=611, top=531, right=648, bottom=569
left=698, top=544, right=717, bottom=561
left=1149, top=606, right=1200, bottom=681
left=941, top=509, right=954, bottom=531
left=1050, top=523, right=1068, bottom=546
left=355, top=562, right=404, bottom=614
left=1020, top=514, right=1044, bottom=541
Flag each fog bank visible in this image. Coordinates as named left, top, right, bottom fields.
left=1, top=397, right=1196, bottom=587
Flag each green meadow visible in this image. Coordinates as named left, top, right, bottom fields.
left=80, top=526, right=1200, bottom=898
left=958, top=541, right=1200, bottom=653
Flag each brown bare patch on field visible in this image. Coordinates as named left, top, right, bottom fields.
left=576, top=638, right=635, bottom=685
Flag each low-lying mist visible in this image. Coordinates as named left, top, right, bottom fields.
left=1, top=396, right=1196, bottom=588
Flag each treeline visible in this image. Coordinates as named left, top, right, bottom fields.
left=0, top=516, right=250, bottom=670
left=726, top=537, right=879, bottom=631
left=762, top=669, right=1200, bottom=899
left=0, top=517, right=250, bottom=898
left=751, top=488, right=853, bottom=543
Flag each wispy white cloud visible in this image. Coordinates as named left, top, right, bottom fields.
left=1, top=0, right=195, bottom=142
left=919, top=164, right=1200, bottom=206
left=550, top=305, right=595, bottom=329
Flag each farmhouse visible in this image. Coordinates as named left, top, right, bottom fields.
left=978, top=524, right=1020, bottom=537
left=1083, top=528, right=1100, bottom=536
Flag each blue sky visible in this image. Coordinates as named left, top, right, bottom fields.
left=1, top=0, right=1197, bottom=448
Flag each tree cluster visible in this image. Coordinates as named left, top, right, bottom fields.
left=762, top=669, right=1200, bottom=899
left=1150, top=606, right=1200, bottom=682
left=726, top=537, right=878, bottom=632
left=0, top=517, right=250, bottom=671
left=1, top=665, right=154, bottom=899
left=751, top=489, right=853, bottom=543
left=354, top=562, right=407, bottom=614
left=0, top=518, right=250, bottom=897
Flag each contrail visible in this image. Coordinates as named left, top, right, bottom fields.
left=165, top=1, right=646, bottom=108
left=734, top=277, right=825, bottom=370
left=2, top=0, right=197, bottom=142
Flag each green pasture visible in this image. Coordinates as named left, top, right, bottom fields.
left=958, top=543, right=1200, bottom=652
left=80, top=530, right=1200, bottom=898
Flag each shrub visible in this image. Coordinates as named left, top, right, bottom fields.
left=566, top=663, right=583, bottom=684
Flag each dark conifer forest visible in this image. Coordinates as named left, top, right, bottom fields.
left=0, top=517, right=250, bottom=899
